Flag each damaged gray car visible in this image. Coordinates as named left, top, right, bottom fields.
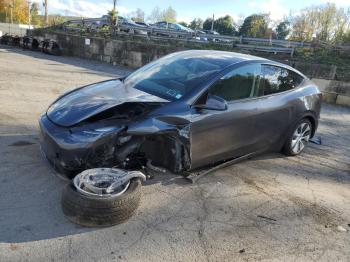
left=39, top=50, right=322, bottom=180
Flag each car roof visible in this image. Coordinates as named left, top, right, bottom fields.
left=175, top=50, right=306, bottom=77
left=177, top=50, right=269, bottom=64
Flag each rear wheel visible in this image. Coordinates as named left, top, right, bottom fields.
left=282, top=119, right=312, bottom=156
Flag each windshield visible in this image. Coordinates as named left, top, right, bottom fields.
left=123, top=51, right=232, bottom=101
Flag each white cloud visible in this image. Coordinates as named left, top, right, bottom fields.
left=248, top=1, right=258, bottom=8
left=248, top=0, right=289, bottom=22
left=49, top=0, right=131, bottom=18
left=176, top=15, right=193, bottom=23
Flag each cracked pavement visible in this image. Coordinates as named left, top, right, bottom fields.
left=0, top=47, right=350, bottom=262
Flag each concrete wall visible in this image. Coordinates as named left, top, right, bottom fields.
left=0, top=23, right=33, bottom=36
left=312, top=78, right=350, bottom=106
left=312, top=78, right=350, bottom=95
left=29, top=31, right=187, bottom=68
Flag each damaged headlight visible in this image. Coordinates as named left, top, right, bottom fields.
left=117, top=135, right=132, bottom=145
left=82, top=127, right=118, bottom=135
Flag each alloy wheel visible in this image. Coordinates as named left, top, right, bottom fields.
left=291, top=122, right=311, bottom=154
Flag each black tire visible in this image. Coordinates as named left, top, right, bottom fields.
left=282, top=118, right=312, bottom=156
left=61, top=178, right=142, bottom=227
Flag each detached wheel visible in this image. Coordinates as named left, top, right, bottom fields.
left=61, top=168, right=144, bottom=227
left=283, top=118, right=312, bottom=156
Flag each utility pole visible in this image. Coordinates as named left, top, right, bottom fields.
left=10, top=1, right=14, bottom=24
left=211, top=14, right=214, bottom=31
left=28, top=1, right=31, bottom=27
left=44, top=0, right=48, bottom=27
left=113, top=0, right=118, bottom=28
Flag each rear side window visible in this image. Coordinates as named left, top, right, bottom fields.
left=261, top=65, right=304, bottom=95
left=169, top=24, right=178, bottom=30
left=209, top=64, right=261, bottom=101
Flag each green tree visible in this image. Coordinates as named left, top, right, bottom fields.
left=215, top=15, right=236, bottom=35
left=48, top=15, right=67, bottom=26
left=148, top=6, right=162, bottom=23
left=239, top=14, right=269, bottom=37
left=275, top=21, right=290, bottom=40
left=30, top=2, right=41, bottom=26
left=178, top=21, right=188, bottom=27
left=203, top=18, right=214, bottom=31
left=189, top=18, right=203, bottom=30
left=131, top=8, right=145, bottom=22
left=289, top=3, right=350, bottom=43
left=161, top=6, right=176, bottom=22
left=107, top=8, right=118, bottom=26
left=203, top=15, right=236, bottom=35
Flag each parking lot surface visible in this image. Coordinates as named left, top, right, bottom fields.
left=0, top=47, right=350, bottom=262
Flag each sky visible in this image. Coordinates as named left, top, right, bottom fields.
left=33, top=0, right=350, bottom=23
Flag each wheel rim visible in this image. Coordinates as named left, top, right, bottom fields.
left=291, top=122, right=311, bottom=154
left=73, top=168, right=130, bottom=197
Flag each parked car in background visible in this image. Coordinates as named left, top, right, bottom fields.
left=201, top=30, right=221, bottom=42
left=152, top=21, right=194, bottom=37
left=202, top=30, right=220, bottom=35
left=63, top=16, right=148, bottom=35
left=194, top=30, right=208, bottom=41
left=135, top=21, right=150, bottom=27
left=118, top=16, right=148, bottom=35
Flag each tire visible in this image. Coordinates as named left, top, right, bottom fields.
left=61, top=178, right=142, bottom=227
left=282, top=118, right=312, bottom=156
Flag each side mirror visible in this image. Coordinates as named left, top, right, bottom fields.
left=194, top=94, right=228, bottom=111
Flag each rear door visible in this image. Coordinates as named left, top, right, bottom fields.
left=190, top=63, right=262, bottom=169
left=253, top=64, right=305, bottom=149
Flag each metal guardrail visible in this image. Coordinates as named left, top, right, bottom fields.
left=59, top=23, right=297, bottom=56
left=236, top=44, right=294, bottom=55
left=62, top=19, right=313, bottom=49
left=241, top=37, right=310, bottom=47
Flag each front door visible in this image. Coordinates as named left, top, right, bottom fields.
left=190, top=63, right=262, bottom=169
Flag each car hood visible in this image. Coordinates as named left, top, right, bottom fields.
left=47, top=79, right=168, bottom=127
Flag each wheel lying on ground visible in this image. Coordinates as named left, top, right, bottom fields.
left=61, top=168, right=145, bottom=227
left=282, top=118, right=312, bottom=156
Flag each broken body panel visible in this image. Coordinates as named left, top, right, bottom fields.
left=40, top=78, right=194, bottom=177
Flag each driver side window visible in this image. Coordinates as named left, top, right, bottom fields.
left=209, top=64, right=262, bottom=101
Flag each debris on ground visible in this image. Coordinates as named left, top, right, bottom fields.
left=257, top=215, right=277, bottom=222
left=337, top=226, right=348, bottom=232
left=310, top=136, right=322, bottom=145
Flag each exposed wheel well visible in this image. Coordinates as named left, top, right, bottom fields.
left=303, top=115, right=316, bottom=138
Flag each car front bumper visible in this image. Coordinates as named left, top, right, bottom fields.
left=39, top=114, right=124, bottom=177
